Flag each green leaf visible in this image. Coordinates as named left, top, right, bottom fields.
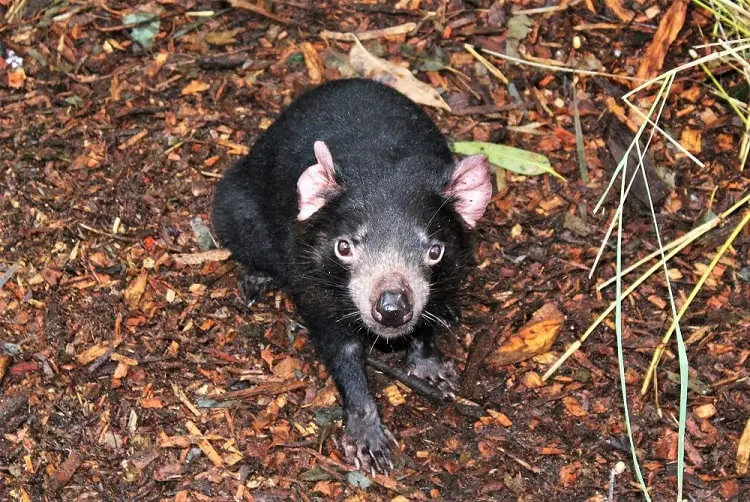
left=123, top=12, right=160, bottom=49
left=64, top=95, right=84, bottom=107
left=286, top=52, right=304, bottom=65
left=346, top=471, right=372, bottom=489
left=300, top=467, right=331, bottom=482
left=451, top=141, right=564, bottom=181
left=507, top=14, right=534, bottom=41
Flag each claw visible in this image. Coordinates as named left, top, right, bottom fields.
left=408, top=356, right=459, bottom=400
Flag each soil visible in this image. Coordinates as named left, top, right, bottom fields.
left=1, top=1, right=748, bottom=501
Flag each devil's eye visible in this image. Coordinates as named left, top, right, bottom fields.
left=335, top=239, right=353, bottom=259
left=427, top=243, right=444, bottom=265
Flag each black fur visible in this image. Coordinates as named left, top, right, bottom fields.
left=212, top=79, right=475, bottom=470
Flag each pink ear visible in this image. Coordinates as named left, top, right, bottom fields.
left=444, top=155, right=493, bottom=228
left=297, top=141, right=341, bottom=221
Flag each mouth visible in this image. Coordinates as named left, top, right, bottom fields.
left=361, top=313, right=421, bottom=339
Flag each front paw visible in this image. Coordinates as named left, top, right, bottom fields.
left=238, top=272, right=275, bottom=305
left=342, top=406, right=397, bottom=473
left=407, top=354, right=459, bottom=400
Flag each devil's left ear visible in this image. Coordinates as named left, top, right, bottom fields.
left=443, top=155, right=493, bottom=228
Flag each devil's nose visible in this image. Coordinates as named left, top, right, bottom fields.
left=373, top=290, right=413, bottom=327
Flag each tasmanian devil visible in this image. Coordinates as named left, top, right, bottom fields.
left=212, top=78, right=492, bottom=472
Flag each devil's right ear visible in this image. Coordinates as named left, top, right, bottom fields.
left=297, top=141, right=342, bottom=221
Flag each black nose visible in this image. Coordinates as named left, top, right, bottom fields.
left=373, top=290, right=413, bottom=327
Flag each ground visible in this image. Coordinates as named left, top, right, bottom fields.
left=1, top=1, right=748, bottom=501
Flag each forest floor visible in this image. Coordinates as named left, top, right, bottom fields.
left=1, top=1, right=748, bottom=501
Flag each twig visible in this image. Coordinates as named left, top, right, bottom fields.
left=227, top=0, right=297, bottom=26
left=366, top=356, right=447, bottom=403
left=321, top=23, right=417, bottom=41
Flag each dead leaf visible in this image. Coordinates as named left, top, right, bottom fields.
left=146, top=52, right=168, bottom=79
left=271, top=356, right=303, bottom=379
left=49, top=450, right=81, bottom=492
left=181, top=79, right=211, bottom=96
left=478, top=408, right=512, bottom=427
left=349, top=39, right=451, bottom=111
left=562, top=396, right=587, bottom=417
left=635, top=0, right=689, bottom=81
left=312, top=481, right=334, bottom=496
left=124, top=272, right=148, bottom=308
left=205, top=29, right=243, bottom=46
left=487, top=303, right=564, bottom=368
left=654, top=428, right=678, bottom=460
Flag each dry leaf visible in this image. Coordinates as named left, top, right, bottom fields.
left=271, top=356, right=302, bottom=379
left=49, top=450, right=81, bottom=492
left=181, top=79, right=211, bottom=96
left=146, top=52, right=168, bottom=79
left=482, top=408, right=512, bottom=427
left=349, top=39, right=450, bottom=111
left=488, top=303, right=564, bottom=368
left=205, top=29, right=243, bottom=46
left=654, top=428, right=678, bottom=461
left=562, top=396, right=587, bottom=417
left=312, top=481, right=334, bottom=496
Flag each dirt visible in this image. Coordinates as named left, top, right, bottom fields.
left=1, top=1, right=748, bottom=501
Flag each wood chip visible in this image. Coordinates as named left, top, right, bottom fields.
left=300, top=42, right=323, bottom=84
left=0, top=354, right=10, bottom=384
left=635, top=0, right=689, bottom=81
left=185, top=421, right=223, bottom=467
left=211, top=380, right=307, bottom=400
left=172, top=383, right=202, bottom=417
left=737, top=418, right=750, bottom=475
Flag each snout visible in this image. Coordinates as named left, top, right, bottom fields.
left=372, top=289, right=413, bottom=327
